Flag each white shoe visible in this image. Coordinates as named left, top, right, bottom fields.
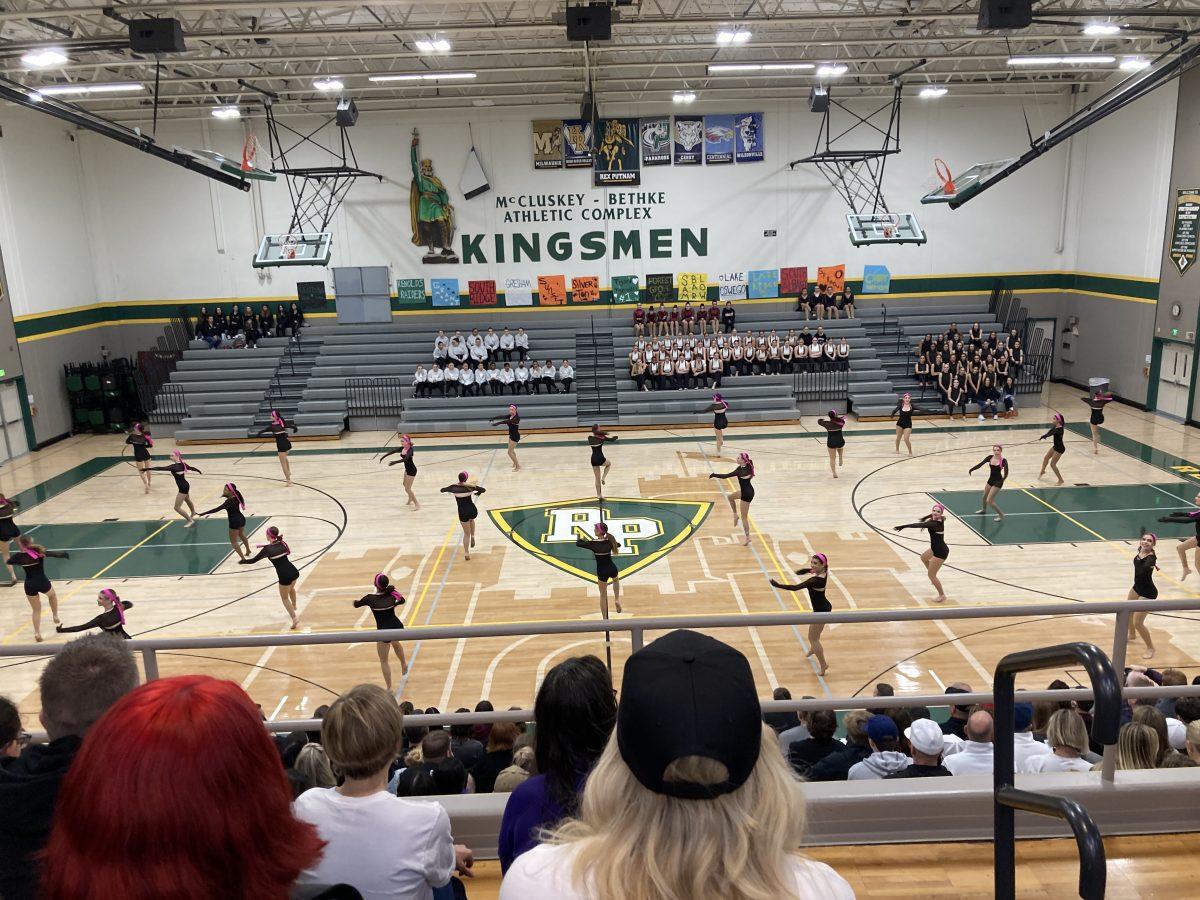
left=978, top=414, right=984, bottom=421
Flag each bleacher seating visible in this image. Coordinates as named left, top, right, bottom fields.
left=170, top=340, right=288, bottom=442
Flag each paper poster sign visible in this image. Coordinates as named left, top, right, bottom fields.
left=537, top=274, right=567, bottom=306
left=678, top=272, right=707, bottom=303
left=673, top=115, right=703, bottom=165
left=748, top=269, right=778, bottom=299
left=532, top=120, right=563, bottom=170
left=704, top=114, right=735, bottom=165
left=1170, top=188, right=1200, bottom=275
left=734, top=113, right=764, bottom=163
left=562, top=118, right=593, bottom=169
left=396, top=278, right=425, bottom=305
left=612, top=275, right=640, bottom=304
left=718, top=271, right=747, bottom=300
left=431, top=278, right=460, bottom=308
left=862, top=265, right=891, bottom=294
left=571, top=276, right=600, bottom=304
left=780, top=266, right=808, bottom=296
left=817, top=265, right=846, bottom=294
left=504, top=276, right=534, bottom=307
left=646, top=273, right=674, bottom=303
left=468, top=279, right=498, bottom=306
left=593, top=118, right=640, bottom=186
left=639, top=118, right=671, bottom=166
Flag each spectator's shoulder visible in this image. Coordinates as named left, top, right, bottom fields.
left=790, top=857, right=857, bottom=898
left=500, top=842, right=580, bottom=900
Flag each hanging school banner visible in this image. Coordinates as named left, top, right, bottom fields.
left=647, top=273, right=674, bottom=303
left=673, top=116, right=703, bottom=165
left=431, top=278, right=460, bottom=307
left=532, top=120, right=563, bottom=170
left=817, top=265, right=846, bottom=294
left=704, top=115, right=735, bottom=165
left=734, top=113, right=764, bottom=163
left=678, top=272, right=707, bottom=303
left=593, top=118, right=640, bottom=186
left=562, top=118, right=594, bottom=169
left=639, top=118, right=671, bottom=166
left=537, top=274, right=567, bottom=305
left=571, top=276, right=600, bottom=304
left=718, top=271, right=747, bottom=300
left=504, top=276, right=534, bottom=307
left=396, top=278, right=426, bottom=305
left=748, top=269, right=778, bottom=299
left=468, top=279, right=498, bottom=306
left=862, top=265, right=891, bottom=294
left=780, top=266, right=808, bottom=296
left=612, top=275, right=640, bottom=304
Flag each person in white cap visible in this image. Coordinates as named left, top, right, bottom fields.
left=885, top=718, right=951, bottom=778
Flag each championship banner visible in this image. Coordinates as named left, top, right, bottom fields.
left=640, top=118, right=671, bottom=166
left=431, top=278, right=460, bottom=307
left=673, top=116, right=703, bottom=165
left=718, top=271, right=747, bottom=300
left=862, top=265, right=891, bottom=294
left=593, top=118, right=640, bottom=186
left=571, top=276, right=600, bottom=304
left=396, top=278, right=426, bottom=306
left=537, top=274, right=567, bottom=306
left=532, top=120, right=563, bottom=170
left=780, top=266, right=808, bottom=296
left=704, top=115, right=735, bottom=165
left=468, top=279, right=498, bottom=306
left=817, top=265, right=846, bottom=294
left=678, top=272, right=707, bottom=303
left=503, top=276, right=534, bottom=307
left=612, top=275, right=640, bottom=304
left=1170, top=188, right=1200, bottom=275
left=562, top=118, right=593, bottom=169
left=748, top=269, right=778, bottom=299
left=734, top=113, right=764, bottom=163
left=647, top=273, right=674, bottom=303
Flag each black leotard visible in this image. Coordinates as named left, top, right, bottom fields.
left=258, top=421, right=297, bottom=453
left=1159, top=509, right=1200, bottom=539
left=818, top=417, right=846, bottom=450
left=588, top=433, right=616, bottom=467
left=354, top=591, right=405, bottom=632
left=970, top=455, right=1009, bottom=488
left=57, top=602, right=133, bottom=640
left=441, top=484, right=485, bottom=522
left=243, top=542, right=299, bottom=586
left=199, top=495, right=246, bottom=530
left=896, top=516, right=949, bottom=560
left=771, top=569, right=831, bottom=613
left=1040, top=425, right=1066, bottom=454
left=7, top=549, right=68, bottom=596
left=891, top=403, right=915, bottom=431
left=491, top=414, right=521, bottom=443
left=1082, top=395, right=1112, bottom=426
left=1133, top=552, right=1158, bottom=599
left=711, top=464, right=754, bottom=503
left=0, top=497, right=21, bottom=541
left=704, top=402, right=729, bottom=431
left=576, top=536, right=619, bottom=582
left=125, top=433, right=153, bottom=462
left=150, top=462, right=202, bottom=494
left=382, top=445, right=418, bottom=477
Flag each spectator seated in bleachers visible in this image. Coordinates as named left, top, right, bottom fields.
left=193, top=300, right=302, bottom=349
left=413, top=357, right=575, bottom=397
left=915, top=321, right=1025, bottom=419
left=640, top=300, right=726, bottom=338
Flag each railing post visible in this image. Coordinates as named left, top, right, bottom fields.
left=142, top=648, right=160, bottom=681
left=631, top=627, right=644, bottom=653
left=1102, top=610, right=1132, bottom=783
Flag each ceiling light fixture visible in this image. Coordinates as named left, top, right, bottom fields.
left=313, top=78, right=344, bottom=92
left=1120, top=57, right=1151, bottom=71
left=715, top=29, right=751, bottom=44
left=21, top=48, right=68, bottom=68
left=1007, top=55, right=1116, bottom=66
left=707, top=63, right=814, bottom=74
left=36, top=82, right=144, bottom=96
left=368, top=72, right=476, bottom=82
left=816, top=63, right=849, bottom=77
left=919, top=85, right=948, bottom=98
left=211, top=105, right=241, bottom=119
left=1083, top=22, right=1121, bottom=36
left=673, top=90, right=697, bottom=104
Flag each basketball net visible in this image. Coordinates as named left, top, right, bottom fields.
left=933, top=158, right=956, bottom=195
left=882, top=213, right=900, bottom=239
left=241, top=134, right=259, bottom=172
left=282, top=234, right=299, bottom=260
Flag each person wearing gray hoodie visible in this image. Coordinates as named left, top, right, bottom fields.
left=848, top=715, right=912, bottom=780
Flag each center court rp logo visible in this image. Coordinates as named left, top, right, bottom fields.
left=488, top=496, right=712, bottom=583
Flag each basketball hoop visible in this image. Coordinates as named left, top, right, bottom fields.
left=933, top=158, right=956, bottom=195
left=282, top=234, right=299, bottom=260
left=881, top=213, right=901, bottom=239
left=241, top=134, right=259, bottom=173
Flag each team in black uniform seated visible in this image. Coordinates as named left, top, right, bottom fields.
left=794, top=285, right=856, bottom=320
left=194, top=302, right=305, bottom=349
left=912, top=322, right=1025, bottom=420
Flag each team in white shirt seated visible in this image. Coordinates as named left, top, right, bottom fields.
left=413, top=359, right=574, bottom=397
left=433, top=327, right=530, bottom=366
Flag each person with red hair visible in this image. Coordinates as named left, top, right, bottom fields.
left=40, top=675, right=334, bottom=900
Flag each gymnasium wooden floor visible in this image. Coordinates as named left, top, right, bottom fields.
left=4, top=383, right=1200, bottom=725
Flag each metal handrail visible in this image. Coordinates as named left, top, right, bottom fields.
left=993, top=643, right=1120, bottom=900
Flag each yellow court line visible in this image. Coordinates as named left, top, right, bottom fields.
left=405, top=521, right=457, bottom=627
left=1019, top=489, right=1109, bottom=542
left=748, top=514, right=807, bottom=613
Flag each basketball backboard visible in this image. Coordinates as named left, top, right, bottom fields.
left=253, top=233, right=333, bottom=268
left=920, top=158, right=1015, bottom=205
left=173, top=146, right=277, bottom=182
left=846, top=213, right=926, bottom=247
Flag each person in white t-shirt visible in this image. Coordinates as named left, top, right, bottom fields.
left=944, top=710, right=995, bottom=775
left=293, top=684, right=473, bottom=899
left=1021, top=709, right=1094, bottom=773
left=499, top=328, right=516, bottom=361
left=484, top=327, right=500, bottom=360
left=514, top=362, right=531, bottom=395
left=444, top=362, right=462, bottom=398
left=426, top=364, right=445, bottom=398
left=432, top=331, right=448, bottom=363
left=412, top=365, right=429, bottom=399
left=1011, top=702, right=1052, bottom=771
left=460, top=364, right=476, bottom=397
left=499, top=630, right=855, bottom=900
left=447, top=337, right=468, bottom=365
left=469, top=338, right=488, bottom=368
left=499, top=363, right=516, bottom=395
left=514, top=328, right=530, bottom=361
left=558, top=361, right=574, bottom=394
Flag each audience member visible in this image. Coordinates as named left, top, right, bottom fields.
left=1021, top=709, right=1092, bottom=773
left=293, top=684, right=473, bottom=896
left=848, top=715, right=911, bottom=779
left=0, top=636, right=139, bottom=900
left=787, top=708, right=843, bottom=777
left=777, top=697, right=815, bottom=752
left=808, top=709, right=871, bottom=781
left=1012, top=702, right=1052, bottom=770
left=1186, top=720, right=1200, bottom=764
left=764, top=686, right=797, bottom=733
left=41, top=674, right=331, bottom=900
left=941, top=684, right=972, bottom=739
left=471, top=720, right=520, bottom=793
left=0, top=695, right=24, bottom=758
left=944, top=710, right=994, bottom=775
left=866, top=683, right=895, bottom=715
left=295, top=742, right=339, bottom=789
left=1132, top=706, right=1178, bottom=766
left=393, top=730, right=469, bottom=796
left=498, top=630, right=855, bottom=899
left=450, top=714, right=485, bottom=770
left=885, top=719, right=951, bottom=778
left=1157, top=668, right=1187, bottom=718
left=1098, top=722, right=1158, bottom=771
left=494, top=745, right=537, bottom=793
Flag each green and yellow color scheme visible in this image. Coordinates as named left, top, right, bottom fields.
left=488, top=496, right=712, bottom=582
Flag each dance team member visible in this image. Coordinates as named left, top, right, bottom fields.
left=575, top=522, right=623, bottom=616
left=817, top=410, right=846, bottom=478
left=587, top=425, right=618, bottom=498
left=198, top=483, right=251, bottom=559
left=889, top=393, right=933, bottom=456
left=894, top=504, right=950, bottom=603
left=353, top=573, right=409, bottom=691
left=701, top=393, right=730, bottom=455
left=709, top=452, right=755, bottom=546
left=380, top=433, right=419, bottom=507
left=7, top=535, right=69, bottom=642
left=124, top=422, right=154, bottom=492
left=1082, top=389, right=1114, bottom=455
left=770, top=553, right=832, bottom=675
left=0, top=492, right=22, bottom=584
left=257, top=409, right=299, bottom=486
left=149, top=450, right=202, bottom=527
left=1158, top=492, right=1200, bottom=579
left=1127, top=533, right=1159, bottom=659
left=239, top=525, right=301, bottom=629
left=969, top=444, right=1008, bottom=521
left=441, top=472, right=486, bottom=561
left=56, top=589, right=132, bottom=640
left=490, top=405, right=522, bottom=471
left=1038, top=413, right=1067, bottom=485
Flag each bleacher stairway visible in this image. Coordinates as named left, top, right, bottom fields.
left=575, top=330, right=618, bottom=424
left=171, top=340, right=287, bottom=442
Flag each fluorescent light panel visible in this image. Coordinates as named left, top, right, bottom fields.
left=36, top=82, right=144, bottom=96
left=1083, top=22, right=1121, bottom=36
left=919, top=85, right=948, bottom=98
left=715, top=29, right=751, bottom=44
left=1007, top=55, right=1116, bottom=66
left=673, top=91, right=697, bottom=104
left=211, top=105, right=240, bottom=119
left=816, top=63, right=849, bottom=76
left=313, top=78, right=344, bottom=91
left=368, top=72, right=476, bottom=82
left=707, top=62, right=815, bottom=74
left=1120, top=57, right=1151, bottom=71
left=21, top=48, right=68, bottom=68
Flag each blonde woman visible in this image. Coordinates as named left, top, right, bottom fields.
left=1020, top=710, right=1092, bottom=773
left=294, top=742, right=338, bottom=789
left=499, top=629, right=855, bottom=900
left=1092, top=722, right=1158, bottom=772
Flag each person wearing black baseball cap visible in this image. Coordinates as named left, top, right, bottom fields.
left=499, top=630, right=855, bottom=900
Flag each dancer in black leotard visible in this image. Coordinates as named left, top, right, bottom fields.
left=969, top=444, right=1008, bottom=521
left=701, top=393, right=730, bottom=456
left=576, top=522, right=622, bottom=617
left=257, top=410, right=299, bottom=486
left=353, top=573, right=409, bottom=691
left=1158, top=491, right=1200, bottom=579
left=895, top=503, right=950, bottom=603
left=0, top=493, right=22, bottom=585
left=1081, top=390, right=1113, bottom=455
left=890, top=393, right=934, bottom=456
left=709, top=452, right=754, bottom=546
left=587, top=425, right=618, bottom=498
left=1127, top=533, right=1159, bottom=659
left=817, top=410, right=846, bottom=478
left=380, top=433, right=419, bottom=508
left=770, top=553, right=832, bottom=675
left=124, top=422, right=154, bottom=493
left=149, top=450, right=202, bottom=526
left=7, top=536, right=68, bottom=642
left=56, top=589, right=132, bottom=640
left=1038, top=413, right=1067, bottom=485
left=489, top=405, right=522, bottom=472
left=198, top=483, right=250, bottom=559
left=441, top=471, right=486, bottom=561
left=238, top=525, right=301, bottom=629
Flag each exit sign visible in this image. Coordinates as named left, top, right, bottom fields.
left=1172, top=328, right=1180, bottom=336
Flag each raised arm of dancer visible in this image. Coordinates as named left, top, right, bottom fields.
left=56, top=602, right=132, bottom=633
left=968, top=456, right=990, bottom=474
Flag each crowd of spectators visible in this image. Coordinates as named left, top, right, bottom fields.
left=419, top=328, right=574, bottom=397
left=193, top=302, right=306, bottom=350
left=632, top=300, right=737, bottom=336
left=912, top=322, right=1027, bottom=420
left=794, top=285, right=856, bottom=320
